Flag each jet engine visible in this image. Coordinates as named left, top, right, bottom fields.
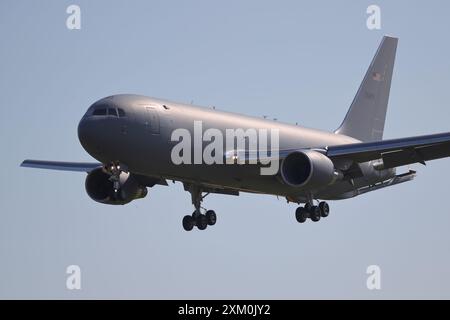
left=85, top=168, right=147, bottom=205
left=280, top=150, right=340, bottom=189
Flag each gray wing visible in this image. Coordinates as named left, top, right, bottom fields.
left=327, top=132, right=450, bottom=169
left=236, top=132, right=450, bottom=170
left=21, top=160, right=102, bottom=172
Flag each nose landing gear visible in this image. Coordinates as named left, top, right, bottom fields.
left=103, top=161, right=128, bottom=198
left=105, top=162, right=122, bottom=191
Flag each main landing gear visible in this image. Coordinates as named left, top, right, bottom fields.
left=182, top=185, right=217, bottom=231
left=295, top=201, right=330, bottom=223
left=182, top=209, right=217, bottom=231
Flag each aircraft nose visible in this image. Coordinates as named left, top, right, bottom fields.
left=78, top=117, right=89, bottom=149
left=78, top=116, right=100, bottom=155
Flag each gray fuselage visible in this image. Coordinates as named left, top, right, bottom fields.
left=77, top=94, right=395, bottom=202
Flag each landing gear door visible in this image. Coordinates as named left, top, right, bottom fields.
left=145, top=107, right=160, bottom=134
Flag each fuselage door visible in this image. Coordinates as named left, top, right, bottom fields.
left=145, top=107, right=160, bottom=134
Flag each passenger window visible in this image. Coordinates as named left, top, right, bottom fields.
left=92, top=108, right=107, bottom=116
left=118, top=108, right=126, bottom=117
left=108, top=108, right=118, bottom=117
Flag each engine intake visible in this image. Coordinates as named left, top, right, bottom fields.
left=85, top=168, right=147, bottom=205
left=280, top=150, right=338, bottom=189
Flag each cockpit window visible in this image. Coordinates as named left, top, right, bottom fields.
left=92, top=108, right=107, bottom=116
left=118, top=108, right=126, bottom=117
left=90, top=104, right=126, bottom=118
left=108, top=108, right=118, bottom=117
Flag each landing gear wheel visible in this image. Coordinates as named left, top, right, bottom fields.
left=295, top=207, right=308, bottom=223
left=319, top=201, right=330, bottom=218
left=310, top=206, right=321, bottom=222
left=182, top=215, right=194, bottom=231
left=206, top=210, right=217, bottom=226
left=196, top=214, right=208, bottom=230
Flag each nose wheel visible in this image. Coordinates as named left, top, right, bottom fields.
left=295, top=201, right=330, bottom=223
left=103, top=161, right=128, bottom=199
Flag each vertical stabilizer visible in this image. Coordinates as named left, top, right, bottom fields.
left=335, top=36, right=398, bottom=142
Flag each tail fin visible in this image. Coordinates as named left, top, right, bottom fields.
left=335, top=36, right=398, bottom=142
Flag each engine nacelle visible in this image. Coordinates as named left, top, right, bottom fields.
left=85, top=168, right=147, bottom=205
left=280, top=150, right=339, bottom=189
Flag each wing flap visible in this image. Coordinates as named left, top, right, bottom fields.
left=416, top=142, right=450, bottom=161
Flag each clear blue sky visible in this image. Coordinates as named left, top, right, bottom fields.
left=1, top=0, right=450, bottom=299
